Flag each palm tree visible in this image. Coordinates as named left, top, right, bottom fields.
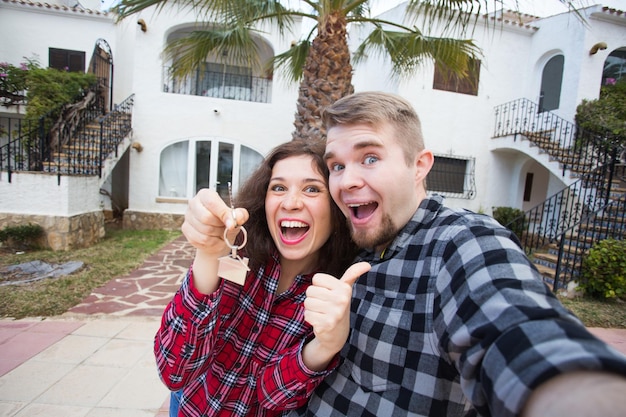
left=112, top=0, right=574, bottom=141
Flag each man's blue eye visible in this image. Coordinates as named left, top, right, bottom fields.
left=364, top=156, right=378, bottom=165
left=331, top=164, right=344, bottom=172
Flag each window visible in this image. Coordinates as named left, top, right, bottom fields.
left=603, top=49, right=626, bottom=86
left=433, top=58, right=481, bottom=96
left=523, top=172, right=534, bottom=202
left=539, top=55, right=564, bottom=112
left=199, top=63, right=253, bottom=99
left=427, top=155, right=476, bottom=199
left=49, top=48, right=85, bottom=72
left=159, top=139, right=263, bottom=201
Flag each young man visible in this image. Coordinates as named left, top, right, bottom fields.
left=299, top=91, right=626, bottom=417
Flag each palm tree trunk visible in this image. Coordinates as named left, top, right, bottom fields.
left=292, top=12, right=354, bottom=142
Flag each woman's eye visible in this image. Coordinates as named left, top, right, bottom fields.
left=270, top=184, right=286, bottom=192
left=304, top=185, right=321, bottom=193
left=364, top=155, right=378, bottom=165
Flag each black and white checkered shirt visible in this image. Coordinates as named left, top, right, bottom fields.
left=297, top=195, right=626, bottom=417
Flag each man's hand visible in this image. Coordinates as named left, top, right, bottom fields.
left=302, top=262, right=371, bottom=371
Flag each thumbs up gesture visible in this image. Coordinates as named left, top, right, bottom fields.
left=302, top=262, right=371, bottom=370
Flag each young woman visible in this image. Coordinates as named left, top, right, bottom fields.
left=155, top=139, right=365, bottom=417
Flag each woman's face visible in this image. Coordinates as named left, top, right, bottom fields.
left=265, top=155, right=333, bottom=271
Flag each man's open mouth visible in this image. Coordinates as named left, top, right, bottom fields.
left=348, top=202, right=378, bottom=219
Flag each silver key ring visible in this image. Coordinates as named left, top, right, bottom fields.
left=223, top=225, right=247, bottom=255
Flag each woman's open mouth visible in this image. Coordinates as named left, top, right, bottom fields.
left=280, top=220, right=310, bottom=243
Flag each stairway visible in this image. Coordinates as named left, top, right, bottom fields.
left=42, top=109, right=132, bottom=176
left=522, top=129, right=596, bottom=178
left=493, top=98, right=625, bottom=291
left=531, top=165, right=626, bottom=290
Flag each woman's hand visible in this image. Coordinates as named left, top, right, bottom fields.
left=181, top=188, right=249, bottom=294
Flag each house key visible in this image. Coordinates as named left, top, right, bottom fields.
left=217, top=183, right=250, bottom=285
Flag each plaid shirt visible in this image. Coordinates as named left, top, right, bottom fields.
left=155, top=252, right=336, bottom=417
left=299, top=195, right=626, bottom=417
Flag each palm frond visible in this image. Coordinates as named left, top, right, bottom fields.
left=405, top=0, right=500, bottom=35
left=271, top=40, right=311, bottom=84
left=354, top=25, right=480, bottom=79
left=164, top=25, right=263, bottom=79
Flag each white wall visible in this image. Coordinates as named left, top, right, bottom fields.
left=121, top=6, right=302, bottom=215
left=0, top=2, right=115, bottom=70
left=2, top=1, right=625, bottom=222
left=0, top=172, right=102, bottom=216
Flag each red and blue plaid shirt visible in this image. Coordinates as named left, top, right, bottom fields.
left=155, top=252, right=337, bottom=416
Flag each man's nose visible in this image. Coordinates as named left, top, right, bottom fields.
left=338, top=166, right=363, bottom=190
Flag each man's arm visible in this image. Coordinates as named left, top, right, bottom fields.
left=522, top=370, right=626, bottom=417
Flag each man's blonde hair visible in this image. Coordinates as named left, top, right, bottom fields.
left=322, top=91, right=425, bottom=165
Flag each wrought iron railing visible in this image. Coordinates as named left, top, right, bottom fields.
left=163, top=66, right=272, bottom=103
left=45, top=94, right=135, bottom=180
left=494, top=98, right=625, bottom=289
left=506, top=161, right=617, bottom=253
left=0, top=89, right=134, bottom=182
left=493, top=98, right=618, bottom=176
left=551, top=191, right=626, bottom=289
left=0, top=106, right=63, bottom=182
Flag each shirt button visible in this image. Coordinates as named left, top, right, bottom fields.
left=252, top=326, right=259, bottom=333
left=234, top=362, right=241, bottom=368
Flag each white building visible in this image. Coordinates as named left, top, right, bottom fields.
left=1, top=0, right=624, bottom=250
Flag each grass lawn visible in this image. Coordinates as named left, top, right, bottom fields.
left=0, top=226, right=181, bottom=319
left=1, top=225, right=625, bottom=327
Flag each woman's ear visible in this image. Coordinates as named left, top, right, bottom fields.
left=415, top=149, right=434, bottom=185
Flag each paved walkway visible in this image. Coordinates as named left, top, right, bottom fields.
left=0, top=236, right=193, bottom=417
left=1, top=235, right=625, bottom=417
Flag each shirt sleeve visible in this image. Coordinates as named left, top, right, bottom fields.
left=432, top=219, right=626, bottom=417
left=257, top=336, right=341, bottom=410
left=154, top=268, right=222, bottom=390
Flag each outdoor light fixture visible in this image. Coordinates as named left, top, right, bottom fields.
left=137, top=19, right=147, bottom=32
left=589, top=42, right=607, bottom=55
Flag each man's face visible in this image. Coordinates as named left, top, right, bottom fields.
left=324, top=122, right=427, bottom=251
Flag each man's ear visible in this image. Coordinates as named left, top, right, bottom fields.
left=415, top=149, right=434, bottom=184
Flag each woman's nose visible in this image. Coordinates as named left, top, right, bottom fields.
left=282, top=192, right=303, bottom=210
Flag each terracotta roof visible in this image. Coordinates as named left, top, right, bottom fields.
left=0, top=0, right=109, bottom=16
left=601, top=6, right=626, bottom=18
left=481, top=9, right=539, bottom=31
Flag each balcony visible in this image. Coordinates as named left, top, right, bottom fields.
left=162, top=66, right=272, bottom=103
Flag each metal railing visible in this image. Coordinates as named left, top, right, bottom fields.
left=47, top=94, right=135, bottom=179
left=163, top=66, right=272, bottom=103
left=494, top=99, right=625, bottom=289
left=506, top=161, right=618, bottom=253
left=552, top=191, right=626, bottom=289
left=493, top=98, right=619, bottom=176
left=0, top=89, right=134, bottom=183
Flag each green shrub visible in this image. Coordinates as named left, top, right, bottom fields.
left=0, top=223, right=44, bottom=250
left=492, top=206, right=526, bottom=239
left=580, top=239, right=626, bottom=299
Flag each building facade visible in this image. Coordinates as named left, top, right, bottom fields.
left=1, top=0, right=624, bottom=250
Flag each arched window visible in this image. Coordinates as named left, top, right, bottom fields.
left=539, top=55, right=564, bottom=112
left=603, top=49, right=626, bottom=86
left=159, top=139, right=263, bottom=201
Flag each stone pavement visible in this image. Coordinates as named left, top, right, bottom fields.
left=1, top=235, right=625, bottom=417
left=0, top=235, right=193, bottom=417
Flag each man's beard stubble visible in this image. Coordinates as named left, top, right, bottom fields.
left=347, top=213, right=398, bottom=250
